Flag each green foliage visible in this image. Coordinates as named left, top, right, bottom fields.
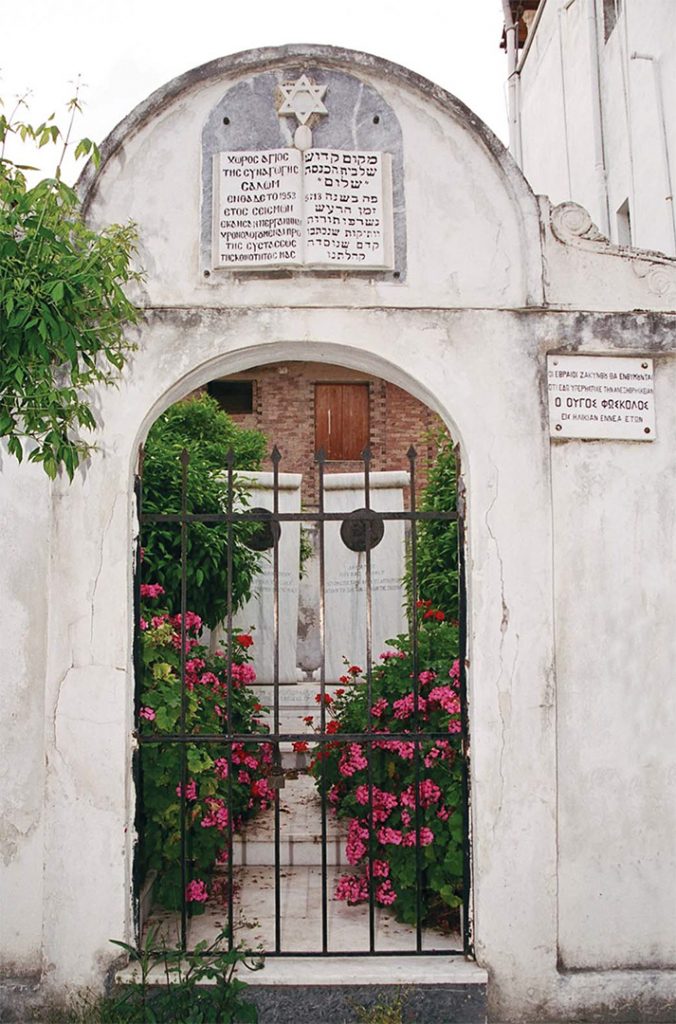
left=142, top=395, right=268, bottom=627
left=0, top=91, right=141, bottom=479
left=407, top=429, right=459, bottom=619
left=352, top=988, right=409, bottom=1024
left=50, top=926, right=262, bottom=1022
left=139, top=593, right=273, bottom=911
left=311, top=613, right=465, bottom=931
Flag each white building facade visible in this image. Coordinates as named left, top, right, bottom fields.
left=1, top=43, right=676, bottom=1022
left=504, top=0, right=676, bottom=255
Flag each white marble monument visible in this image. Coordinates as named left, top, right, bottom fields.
left=233, top=471, right=302, bottom=684
left=323, top=471, right=409, bottom=682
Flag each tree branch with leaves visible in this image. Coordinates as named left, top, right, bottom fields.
left=0, top=87, right=141, bottom=479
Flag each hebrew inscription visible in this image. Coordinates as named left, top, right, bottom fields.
left=214, top=148, right=393, bottom=270
left=303, top=149, right=392, bottom=267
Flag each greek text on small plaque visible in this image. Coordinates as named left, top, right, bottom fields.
left=547, top=355, right=656, bottom=441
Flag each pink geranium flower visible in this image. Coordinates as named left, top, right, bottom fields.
left=186, top=879, right=209, bottom=903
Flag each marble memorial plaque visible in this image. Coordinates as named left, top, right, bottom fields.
left=225, top=472, right=302, bottom=683
left=548, top=355, right=655, bottom=440
left=323, top=471, right=409, bottom=682
left=303, top=149, right=393, bottom=268
left=214, top=149, right=303, bottom=268
left=213, top=148, right=393, bottom=270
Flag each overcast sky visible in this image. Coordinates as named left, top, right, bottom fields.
left=1, top=0, right=508, bottom=180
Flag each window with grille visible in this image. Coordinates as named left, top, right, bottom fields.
left=207, top=379, right=254, bottom=414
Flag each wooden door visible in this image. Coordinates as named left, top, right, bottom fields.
left=315, top=383, right=369, bottom=460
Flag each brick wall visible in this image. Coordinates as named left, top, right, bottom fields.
left=200, top=361, right=444, bottom=507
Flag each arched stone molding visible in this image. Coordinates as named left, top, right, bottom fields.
left=41, top=308, right=558, bottom=1006
left=79, top=45, right=545, bottom=311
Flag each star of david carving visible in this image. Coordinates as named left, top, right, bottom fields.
left=278, top=74, right=328, bottom=126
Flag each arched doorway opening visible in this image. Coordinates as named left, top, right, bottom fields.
left=132, top=355, right=471, bottom=960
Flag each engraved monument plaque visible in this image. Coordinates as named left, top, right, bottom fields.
left=212, top=75, right=394, bottom=271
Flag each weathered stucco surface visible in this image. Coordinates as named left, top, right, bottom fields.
left=517, top=0, right=676, bottom=256
left=1, top=45, right=675, bottom=1021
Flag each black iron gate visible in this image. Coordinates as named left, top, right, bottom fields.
left=134, top=446, right=471, bottom=958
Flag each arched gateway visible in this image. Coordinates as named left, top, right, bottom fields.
left=2, top=44, right=676, bottom=1023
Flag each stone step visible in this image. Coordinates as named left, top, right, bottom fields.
left=251, top=682, right=342, bottom=770
left=244, top=958, right=488, bottom=1024
left=233, top=772, right=346, bottom=866
left=117, top=952, right=487, bottom=1024
left=251, top=681, right=345, bottom=729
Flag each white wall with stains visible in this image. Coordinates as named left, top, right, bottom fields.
left=516, top=0, right=676, bottom=256
left=1, top=45, right=676, bottom=1021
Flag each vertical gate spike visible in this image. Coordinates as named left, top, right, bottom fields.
left=362, top=446, right=372, bottom=464
left=180, top=447, right=190, bottom=467
left=407, top=445, right=417, bottom=463
left=225, top=447, right=235, bottom=469
left=271, top=445, right=282, bottom=465
left=314, top=447, right=326, bottom=465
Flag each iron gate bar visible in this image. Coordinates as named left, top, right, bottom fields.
left=251, top=949, right=467, bottom=958
left=178, top=449, right=190, bottom=951
left=362, top=447, right=376, bottom=953
left=132, top=470, right=144, bottom=945
left=137, top=444, right=469, bottom=958
left=457, top=473, right=473, bottom=958
left=316, top=449, right=329, bottom=953
left=138, top=731, right=462, bottom=744
left=225, top=448, right=236, bottom=951
left=141, top=511, right=458, bottom=523
left=408, top=446, right=424, bottom=954
left=272, top=447, right=282, bottom=953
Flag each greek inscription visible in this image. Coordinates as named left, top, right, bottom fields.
left=547, top=355, right=655, bottom=441
left=213, top=148, right=393, bottom=270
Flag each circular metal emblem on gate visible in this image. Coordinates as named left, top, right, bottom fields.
left=244, top=507, right=281, bottom=551
left=340, top=508, right=384, bottom=552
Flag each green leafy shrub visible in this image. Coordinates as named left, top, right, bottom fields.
left=310, top=610, right=464, bottom=930
left=352, top=988, right=408, bottom=1024
left=46, top=926, right=261, bottom=1022
left=139, top=587, right=273, bottom=911
left=109, top=925, right=262, bottom=1023
left=141, top=395, right=268, bottom=627
left=407, top=429, right=459, bottom=620
left=0, top=92, right=141, bottom=478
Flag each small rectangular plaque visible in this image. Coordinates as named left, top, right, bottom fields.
left=547, top=355, right=655, bottom=441
left=213, top=147, right=393, bottom=270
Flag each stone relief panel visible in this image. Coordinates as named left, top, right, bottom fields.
left=201, top=68, right=406, bottom=278
left=550, top=200, right=676, bottom=304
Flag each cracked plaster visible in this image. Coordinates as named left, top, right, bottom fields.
left=2, top=45, right=676, bottom=1023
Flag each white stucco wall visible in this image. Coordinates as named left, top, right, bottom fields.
left=517, top=0, right=676, bottom=256
left=0, top=458, right=49, bottom=974
left=1, top=45, right=676, bottom=1022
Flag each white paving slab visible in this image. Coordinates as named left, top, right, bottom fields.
left=143, top=864, right=462, bottom=957
left=233, top=773, right=347, bottom=866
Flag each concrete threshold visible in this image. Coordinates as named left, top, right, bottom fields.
left=117, top=956, right=487, bottom=1024
left=247, top=954, right=487, bottom=986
